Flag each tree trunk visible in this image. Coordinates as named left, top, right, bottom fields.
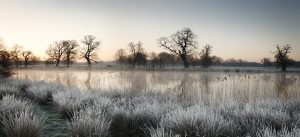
left=87, top=58, right=91, bottom=67
left=282, top=63, right=287, bottom=71
left=55, top=60, right=60, bottom=67
left=183, top=60, right=189, bottom=68
left=25, top=60, right=28, bottom=67
left=66, top=53, right=71, bottom=67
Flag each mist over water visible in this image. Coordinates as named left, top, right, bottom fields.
left=12, top=69, right=300, bottom=103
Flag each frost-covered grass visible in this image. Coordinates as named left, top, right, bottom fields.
left=26, top=81, right=68, bottom=104
left=0, top=95, right=34, bottom=117
left=68, top=106, right=111, bottom=137
left=1, top=78, right=300, bottom=137
left=258, top=127, right=300, bottom=137
left=0, top=95, right=44, bottom=137
left=1, top=110, right=44, bottom=137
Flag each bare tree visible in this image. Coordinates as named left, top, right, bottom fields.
left=62, top=40, right=79, bottom=67
left=211, top=56, right=223, bottom=65
left=81, top=35, right=101, bottom=67
left=261, top=57, right=272, bottom=67
left=0, top=51, right=10, bottom=68
left=148, top=52, right=158, bottom=68
left=10, top=44, right=23, bottom=67
left=199, top=45, right=213, bottom=68
left=0, top=39, right=10, bottom=68
left=157, top=28, right=198, bottom=68
left=274, top=44, right=292, bottom=71
left=47, top=41, right=66, bottom=67
left=114, top=48, right=127, bottom=65
left=128, top=41, right=147, bottom=67
left=22, top=51, right=33, bottom=67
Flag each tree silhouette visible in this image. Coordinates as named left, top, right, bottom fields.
left=0, top=51, right=10, bottom=68
left=274, top=44, right=292, bottom=71
left=47, top=41, right=66, bottom=67
left=148, top=52, right=158, bottom=68
left=211, top=56, right=223, bottom=65
left=114, top=48, right=127, bottom=65
left=62, top=40, right=78, bottom=67
left=199, top=45, right=213, bottom=68
left=0, top=38, right=10, bottom=68
left=81, top=35, right=101, bottom=67
left=10, top=44, right=23, bottom=67
left=261, top=57, right=272, bottom=67
left=157, top=28, right=198, bottom=68
left=128, top=41, right=147, bottom=67
left=22, top=51, right=33, bottom=67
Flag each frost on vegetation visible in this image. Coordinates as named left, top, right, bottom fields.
left=52, top=91, right=113, bottom=118
left=0, top=79, right=32, bottom=98
left=0, top=95, right=34, bottom=117
left=0, top=95, right=43, bottom=137
left=27, top=81, right=67, bottom=103
left=218, top=101, right=292, bottom=136
left=162, top=105, right=234, bottom=137
left=1, top=110, right=44, bottom=137
left=52, top=90, right=86, bottom=118
left=68, top=107, right=111, bottom=137
left=149, top=127, right=180, bottom=137
left=258, top=127, right=300, bottom=137
left=2, top=79, right=300, bottom=136
left=7, top=79, right=31, bottom=90
left=0, top=84, right=20, bottom=98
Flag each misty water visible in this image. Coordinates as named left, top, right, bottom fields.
left=12, top=69, right=300, bottom=102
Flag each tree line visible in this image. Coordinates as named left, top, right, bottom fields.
left=115, top=28, right=295, bottom=71
left=0, top=38, right=39, bottom=68
left=46, top=35, right=101, bottom=67
left=0, top=28, right=296, bottom=71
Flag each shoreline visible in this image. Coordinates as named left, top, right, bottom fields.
left=10, top=65, right=300, bottom=74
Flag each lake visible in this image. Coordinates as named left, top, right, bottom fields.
left=12, top=69, right=300, bottom=102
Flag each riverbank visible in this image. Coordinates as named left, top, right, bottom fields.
left=10, top=64, right=300, bottom=74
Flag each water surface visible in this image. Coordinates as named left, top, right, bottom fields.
left=12, top=69, right=300, bottom=102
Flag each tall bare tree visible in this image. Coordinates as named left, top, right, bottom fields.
left=128, top=41, right=147, bottom=67
left=157, top=28, right=198, bottom=68
left=10, top=44, right=23, bottom=67
left=114, top=48, right=127, bottom=65
left=22, top=51, right=32, bottom=67
left=199, top=45, right=213, bottom=68
left=81, top=35, right=101, bottom=67
left=274, top=44, right=292, bottom=71
left=47, top=41, right=66, bottom=67
left=62, top=40, right=79, bottom=67
left=0, top=51, right=10, bottom=68
left=0, top=39, right=10, bottom=68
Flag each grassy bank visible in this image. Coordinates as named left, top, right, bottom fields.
left=1, top=78, right=300, bottom=137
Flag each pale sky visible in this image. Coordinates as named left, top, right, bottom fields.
left=0, top=0, right=299, bottom=62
